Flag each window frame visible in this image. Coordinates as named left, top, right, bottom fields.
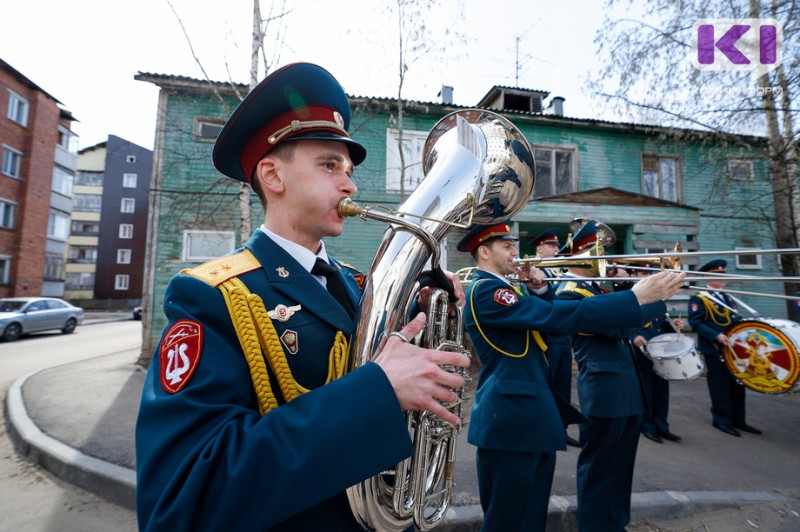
left=120, top=198, right=136, bottom=213
left=194, top=117, right=226, bottom=142
left=641, top=154, right=683, bottom=203
left=728, top=159, right=754, bottom=182
left=117, top=248, right=132, bottom=264
left=0, top=198, right=17, bottom=229
left=119, top=224, right=134, bottom=239
left=531, top=144, right=577, bottom=198
left=385, top=128, right=428, bottom=194
left=182, top=230, right=236, bottom=262
left=2, top=146, right=23, bottom=178
left=122, top=173, right=137, bottom=188
left=735, top=246, right=763, bottom=270
left=115, top=274, right=130, bottom=290
left=7, top=90, right=30, bottom=126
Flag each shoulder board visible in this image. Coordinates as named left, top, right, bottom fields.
left=182, top=249, right=261, bottom=287
left=338, top=261, right=366, bottom=290
left=556, top=281, right=595, bottom=298
left=555, top=281, right=576, bottom=294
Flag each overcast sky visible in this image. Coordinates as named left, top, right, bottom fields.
left=2, top=0, right=622, bottom=152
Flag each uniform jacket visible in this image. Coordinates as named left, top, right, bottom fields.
left=629, top=313, right=676, bottom=344
left=688, top=290, right=741, bottom=356
left=136, top=230, right=412, bottom=531
left=556, top=278, right=666, bottom=418
left=464, top=269, right=651, bottom=453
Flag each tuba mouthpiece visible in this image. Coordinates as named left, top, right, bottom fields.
left=337, top=198, right=363, bottom=218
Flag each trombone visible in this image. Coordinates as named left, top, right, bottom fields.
left=456, top=245, right=800, bottom=301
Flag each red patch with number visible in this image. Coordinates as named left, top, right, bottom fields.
left=690, top=303, right=699, bottom=312
left=494, top=288, right=518, bottom=306
left=160, top=320, right=203, bottom=394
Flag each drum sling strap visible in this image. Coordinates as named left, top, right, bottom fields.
left=185, top=250, right=349, bottom=416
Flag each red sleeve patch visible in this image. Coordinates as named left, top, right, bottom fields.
left=160, top=319, right=203, bottom=394
left=690, top=303, right=699, bottom=313
left=493, top=288, right=518, bottom=306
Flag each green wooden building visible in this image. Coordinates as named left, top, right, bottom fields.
left=135, top=73, right=783, bottom=359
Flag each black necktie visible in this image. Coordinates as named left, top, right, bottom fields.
left=312, top=258, right=354, bottom=318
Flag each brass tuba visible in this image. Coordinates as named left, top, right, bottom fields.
left=340, top=110, right=535, bottom=531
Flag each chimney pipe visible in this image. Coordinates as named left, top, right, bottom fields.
left=438, top=85, right=454, bottom=105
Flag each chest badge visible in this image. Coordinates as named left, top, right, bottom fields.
left=280, top=329, right=299, bottom=355
left=276, top=267, right=290, bottom=278
left=268, top=304, right=301, bottom=322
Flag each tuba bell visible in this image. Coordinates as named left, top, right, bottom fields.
left=341, top=110, right=535, bottom=531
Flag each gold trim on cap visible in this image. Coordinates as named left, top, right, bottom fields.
left=267, top=119, right=349, bottom=145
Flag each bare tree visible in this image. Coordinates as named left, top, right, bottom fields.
left=591, top=0, right=799, bottom=312
left=385, top=0, right=465, bottom=198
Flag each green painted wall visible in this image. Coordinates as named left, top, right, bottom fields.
left=144, top=85, right=787, bottom=351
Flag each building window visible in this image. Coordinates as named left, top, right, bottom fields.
left=52, top=166, right=74, bottom=197
left=126, top=155, right=136, bottom=163
left=0, top=255, right=10, bottom=284
left=66, top=271, right=94, bottom=290
left=121, top=198, right=135, bottom=213
left=182, top=230, right=235, bottom=261
left=386, top=128, right=427, bottom=193
left=642, top=155, right=682, bottom=203
left=728, top=160, right=754, bottom=181
left=2, top=147, right=23, bottom=178
left=532, top=147, right=576, bottom=198
left=123, top=173, right=137, bottom=188
left=75, top=171, right=104, bottom=186
left=68, top=245, right=98, bottom=264
left=117, top=249, right=132, bottom=264
left=735, top=247, right=762, bottom=270
left=7, top=90, right=29, bottom=126
left=73, top=193, right=103, bottom=212
left=48, top=210, right=70, bottom=241
left=115, top=274, right=130, bottom=290
left=57, top=126, right=78, bottom=153
left=71, top=220, right=100, bottom=234
left=1, top=199, right=16, bottom=229
left=194, top=117, right=225, bottom=141
left=119, top=224, right=134, bottom=239
left=44, top=254, right=65, bottom=281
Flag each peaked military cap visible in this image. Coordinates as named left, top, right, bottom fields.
left=529, top=228, right=560, bottom=248
left=558, top=220, right=598, bottom=256
left=699, top=259, right=727, bottom=272
left=457, top=223, right=517, bottom=254
left=213, top=62, right=367, bottom=184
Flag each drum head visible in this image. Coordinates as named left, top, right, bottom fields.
left=646, top=333, right=694, bottom=360
left=725, top=319, right=800, bottom=394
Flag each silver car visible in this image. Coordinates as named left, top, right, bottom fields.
left=0, top=297, right=85, bottom=342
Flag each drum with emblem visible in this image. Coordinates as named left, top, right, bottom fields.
left=724, top=318, right=800, bottom=394
left=644, top=332, right=704, bottom=381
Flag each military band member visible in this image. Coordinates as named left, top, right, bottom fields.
left=135, top=63, right=468, bottom=531
left=628, top=264, right=684, bottom=444
left=460, top=222, right=685, bottom=532
left=529, top=227, right=579, bottom=447
left=688, top=259, right=761, bottom=437
left=555, top=221, right=661, bottom=532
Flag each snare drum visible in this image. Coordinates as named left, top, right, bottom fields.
left=724, top=318, right=800, bottom=394
left=645, top=333, right=704, bottom=380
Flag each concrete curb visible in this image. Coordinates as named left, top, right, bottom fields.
left=4, top=372, right=137, bottom=510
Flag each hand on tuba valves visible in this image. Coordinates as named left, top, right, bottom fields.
left=374, top=313, right=470, bottom=427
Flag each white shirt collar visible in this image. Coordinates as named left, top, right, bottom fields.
left=259, top=225, right=329, bottom=274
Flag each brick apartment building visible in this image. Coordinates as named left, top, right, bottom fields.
left=1, top=58, right=78, bottom=298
